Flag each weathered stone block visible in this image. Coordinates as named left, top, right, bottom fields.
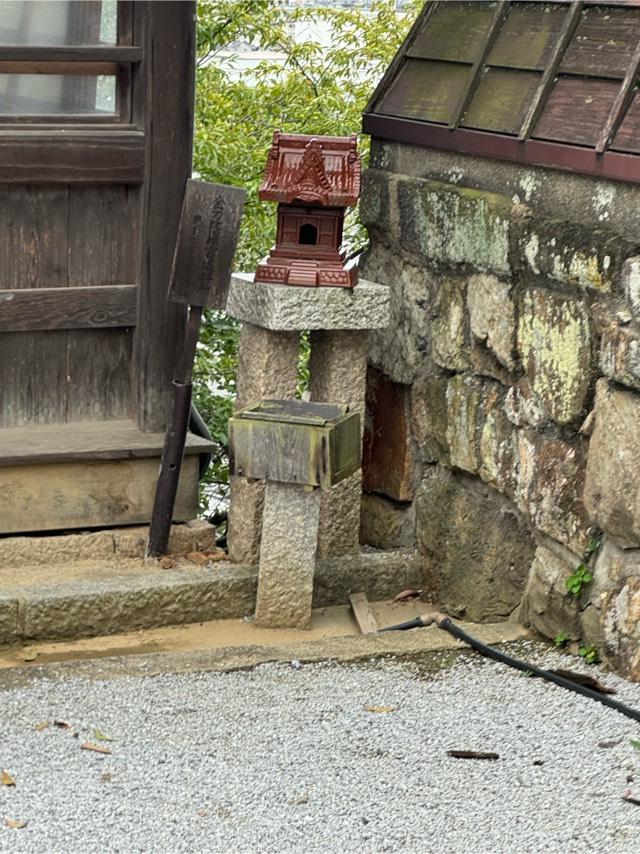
left=411, top=376, right=450, bottom=465
left=431, top=276, right=470, bottom=371
left=309, top=330, right=367, bottom=556
left=228, top=321, right=299, bottom=563
left=20, top=567, right=258, bottom=641
left=515, top=430, right=589, bottom=552
left=363, top=369, right=416, bottom=501
left=600, top=323, right=640, bottom=391
left=315, top=471, right=362, bottom=559
left=467, top=273, right=516, bottom=369
left=364, top=245, right=433, bottom=384
left=602, top=574, right=640, bottom=681
left=622, top=257, right=640, bottom=320
left=359, top=168, right=392, bottom=231
left=396, top=177, right=514, bottom=275
left=313, top=548, right=423, bottom=607
left=360, top=493, right=416, bottom=550
left=479, top=385, right=518, bottom=499
left=227, top=477, right=265, bottom=564
left=415, top=466, right=535, bottom=621
left=504, top=377, right=548, bottom=428
left=254, top=482, right=320, bottom=629
left=235, top=321, right=299, bottom=409
left=517, top=217, right=622, bottom=293
left=309, top=330, right=368, bottom=422
left=0, top=595, right=19, bottom=643
left=584, top=380, right=640, bottom=547
left=446, top=374, right=483, bottom=474
left=226, top=274, right=390, bottom=331
left=518, top=289, right=592, bottom=425
left=115, top=520, right=217, bottom=560
left=520, top=544, right=581, bottom=640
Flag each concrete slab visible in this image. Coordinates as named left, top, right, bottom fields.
left=0, top=548, right=423, bottom=644
left=0, top=597, right=529, bottom=683
left=226, top=273, right=390, bottom=331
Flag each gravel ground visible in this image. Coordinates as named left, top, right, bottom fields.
left=1, top=641, right=640, bottom=853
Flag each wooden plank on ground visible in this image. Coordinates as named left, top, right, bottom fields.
left=349, top=592, right=379, bottom=635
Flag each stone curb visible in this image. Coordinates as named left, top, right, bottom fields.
left=0, top=550, right=422, bottom=644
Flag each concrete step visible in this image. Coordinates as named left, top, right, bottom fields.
left=0, top=545, right=423, bottom=645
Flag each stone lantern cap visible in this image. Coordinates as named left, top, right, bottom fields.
left=226, top=272, right=390, bottom=331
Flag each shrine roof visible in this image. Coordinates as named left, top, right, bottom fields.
left=363, top=0, right=640, bottom=185
left=259, top=132, right=361, bottom=207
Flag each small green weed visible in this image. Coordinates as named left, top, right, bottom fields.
left=578, top=644, right=600, bottom=665
left=566, top=563, right=593, bottom=596
left=553, top=632, right=569, bottom=648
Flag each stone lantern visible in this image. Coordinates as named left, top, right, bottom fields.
left=254, top=131, right=361, bottom=288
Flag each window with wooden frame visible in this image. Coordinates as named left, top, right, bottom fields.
left=363, top=0, right=640, bottom=184
left=0, top=0, right=138, bottom=122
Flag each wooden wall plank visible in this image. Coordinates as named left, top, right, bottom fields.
left=132, top=1, right=196, bottom=432
left=0, top=130, right=145, bottom=184
left=0, top=456, right=199, bottom=534
left=378, top=59, right=471, bottom=124
left=66, top=186, right=140, bottom=423
left=0, top=186, right=69, bottom=428
left=0, top=285, right=137, bottom=332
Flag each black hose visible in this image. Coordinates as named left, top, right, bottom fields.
left=380, top=613, right=640, bottom=724
left=379, top=617, right=423, bottom=632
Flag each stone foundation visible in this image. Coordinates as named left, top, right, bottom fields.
left=359, top=139, right=640, bottom=678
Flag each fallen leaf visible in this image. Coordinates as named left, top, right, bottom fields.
left=393, top=589, right=423, bottom=603
left=93, top=729, right=113, bottom=742
left=22, top=651, right=38, bottom=662
left=364, top=705, right=395, bottom=714
left=532, top=759, right=544, bottom=766
left=159, top=556, right=176, bottom=570
left=80, top=742, right=112, bottom=755
left=550, top=669, right=616, bottom=695
left=628, top=774, right=636, bottom=784
left=196, top=809, right=207, bottom=818
left=631, top=739, right=640, bottom=751
left=33, top=721, right=49, bottom=732
left=101, top=772, right=112, bottom=783
left=447, top=750, right=500, bottom=761
left=1, top=771, right=15, bottom=787
left=4, top=819, right=27, bottom=829
left=623, top=789, right=640, bottom=807
left=53, top=720, right=71, bottom=729
left=186, top=550, right=228, bottom=566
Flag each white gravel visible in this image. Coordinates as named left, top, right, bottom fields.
left=2, top=642, right=640, bottom=853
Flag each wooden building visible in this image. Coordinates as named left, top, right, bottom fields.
left=0, top=1, right=213, bottom=535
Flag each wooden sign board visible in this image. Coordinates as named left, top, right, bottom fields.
left=168, top=179, right=246, bottom=308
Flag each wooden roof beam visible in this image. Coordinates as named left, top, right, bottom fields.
left=518, top=0, right=583, bottom=141
left=448, top=0, right=510, bottom=130
left=596, top=37, right=640, bottom=154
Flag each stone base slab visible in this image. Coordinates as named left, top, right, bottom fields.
left=226, top=273, right=390, bottom=331
left=0, top=549, right=423, bottom=645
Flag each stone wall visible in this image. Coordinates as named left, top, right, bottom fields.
left=358, top=139, right=640, bottom=679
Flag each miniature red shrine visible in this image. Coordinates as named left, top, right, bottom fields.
left=254, top=131, right=361, bottom=288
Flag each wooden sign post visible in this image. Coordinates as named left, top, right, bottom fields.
left=147, top=179, right=245, bottom=558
